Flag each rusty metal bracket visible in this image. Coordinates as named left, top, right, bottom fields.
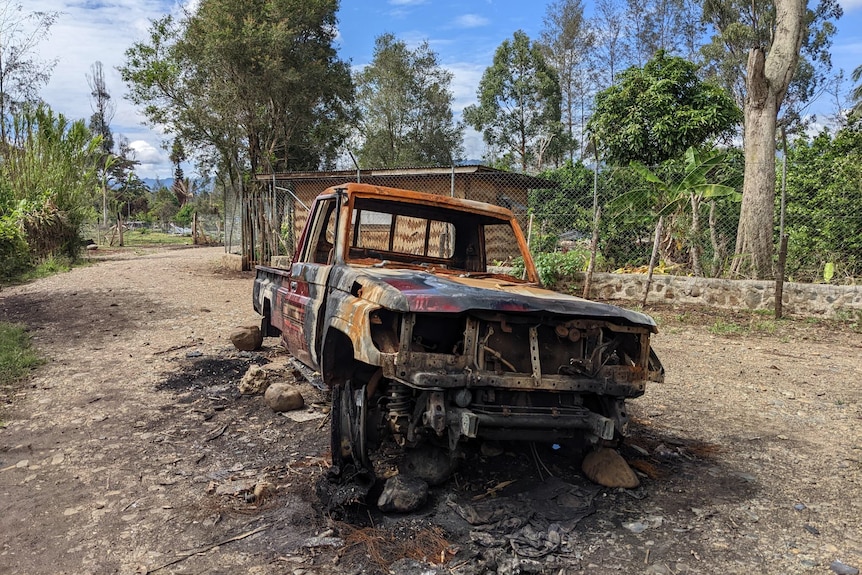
left=399, top=313, right=416, bottom=353
left=424, top=391, right=446, bottom=436
left=463, top=316, right=480, bottom=372
left=529, top=326, right=542, bottom=384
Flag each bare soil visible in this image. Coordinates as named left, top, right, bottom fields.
left=1, top=246, right=860, bottom=575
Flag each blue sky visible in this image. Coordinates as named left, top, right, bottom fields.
left=25, top=0, right=862, bottom=179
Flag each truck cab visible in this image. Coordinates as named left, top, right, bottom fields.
left=254, top=182, right=663, bottom=478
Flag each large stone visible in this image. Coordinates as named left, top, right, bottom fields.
left=377, top=475, right=429, bottom=513
left=230, top=324, right=263, bottom=351
left=264, top=382, right=304, bottom=412
left=238, top=364, right=269, bottom=395
left=581, top=447, right=640, bottom=489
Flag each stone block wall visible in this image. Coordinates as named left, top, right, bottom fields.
left=220, top=253, right=244, bottom=272
left=577, top=272, right=862, bottom=318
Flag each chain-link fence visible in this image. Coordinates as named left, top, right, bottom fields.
left=231, top=164, right=861, bottom=284
left=82, top=211, right=225, bottom=247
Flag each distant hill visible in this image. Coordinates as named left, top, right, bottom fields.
left=142, top=178, right=214, bottom=193
left=142, top=178, right=173, bottom=190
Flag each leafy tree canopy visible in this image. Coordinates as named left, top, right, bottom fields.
left=354, top=33, right=463, bottom=168
left=120, top=0, right=354, bottom=176
left=588, top=51, right=741, bottom=165
left=464, top=30, right=562, bottom=172
left=783, top=119, right=862, bottom=280
left=0, top=1, right=59, bottom=146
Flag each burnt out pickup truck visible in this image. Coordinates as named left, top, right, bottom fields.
left=254, top=182, right=663, bottom=478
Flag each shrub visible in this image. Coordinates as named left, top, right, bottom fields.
left=0, top=219, right=30, bottom=279
left=514, top=247, right=593, bottom=287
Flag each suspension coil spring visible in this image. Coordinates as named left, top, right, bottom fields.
left=388, top=383, right=412, bottom=418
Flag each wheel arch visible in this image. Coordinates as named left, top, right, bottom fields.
left=321, top=328, right=355, bottom=390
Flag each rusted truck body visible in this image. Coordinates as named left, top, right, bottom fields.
left=254, top=182, right=663, bottom=472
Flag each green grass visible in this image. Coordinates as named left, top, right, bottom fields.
left=8, top=255, right=81, bottom=284
left=750, top=319, right=778, bottom=335
left=752, top=308, right=774, bottom=317
left=834, top=309, right=862, bottom=333
left=0, top=322, right=41, bottom=388
left=708, top=319, right=746, bottom=336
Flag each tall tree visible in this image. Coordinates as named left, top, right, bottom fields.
left=121, top=0, right=355, bottom=265
left=700, top=0, right=840, bottom=278
left=170, top=139, right=190, bottom=206
left=354, top=33, right=463, bottom=168
left=87, top=60, right=117, bottom=225
left=624, top=0, right=703, bottom=65
left=0, top=1, right=58, bottom=146
left=539, top=0, right=595, bottom=161
left=463, top=30, right=562, bottom=172
left=592, top=0, right=628, bottom=88
left=727, top=0, right=830, bottom=278
left=107, top=136, right=142, bottom=217
left=588, top=51, right=741, bottom=166
left=87, top=61, right=115, bottom=156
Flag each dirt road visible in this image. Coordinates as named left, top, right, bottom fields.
left=1, top=246, right=860, bottom=575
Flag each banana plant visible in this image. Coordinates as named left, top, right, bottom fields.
left=611, top=146, right=740, bottom=276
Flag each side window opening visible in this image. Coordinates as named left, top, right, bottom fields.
left=304, top=198, right=337, bottom=264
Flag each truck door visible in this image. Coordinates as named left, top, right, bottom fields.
left=281, top=196, right=338, bottom=370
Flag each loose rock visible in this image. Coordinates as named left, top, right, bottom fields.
left=238, top=364, right=269, bottom=395
left=831, top=561, right=860, bottom=575
left=581, top=448, right=640, bottom=489
left=264, top=382, right=304, bottom=412
left=230, top=324, right=263, bottom=351
left=214, top=478, right=258, bottom=496
left=623, top=521, right=648, bottom=533
left=377, top=474, right=429, bottom=513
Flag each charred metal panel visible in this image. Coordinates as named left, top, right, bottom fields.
left=284, top=261, right=332, bottom=369
left=378, top=311, right=655, bottom=399
left=326, top=267, right=656, bottom=330
left=325, top=289, right=384, bottom=366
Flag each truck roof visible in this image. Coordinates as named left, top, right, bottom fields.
left=326, top=182, right=517, bottom=220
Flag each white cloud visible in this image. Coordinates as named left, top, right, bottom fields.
left=838, top=0, right=862, bottom=12
left=461, top=128, right=486, bottom=163
left=453, top=14, right=489, bottom=28
left=388, top=0, right=426, bottom=5
left=445, top=62, right=486, bottom=160
left=21, top=0, right=188, bottom=179
left=128, top=139, right=163, bottom=163
left=447, top=61, right=484, bottom=111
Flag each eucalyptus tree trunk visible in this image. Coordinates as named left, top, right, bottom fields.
left=732, top=0, right=805, bottom=279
